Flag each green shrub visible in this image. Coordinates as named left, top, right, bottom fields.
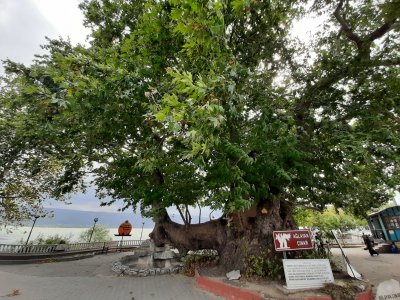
left=244, top=249, right=284, bottom=281
left=30, top=234, right=72, bottom=245
left=294, top=248, right=329, bottom=259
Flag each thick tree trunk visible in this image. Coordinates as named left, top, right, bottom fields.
left=149, top=199, right=297, bottom=271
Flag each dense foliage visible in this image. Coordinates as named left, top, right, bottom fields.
left=294, top=207, right=367, bottom=231
left=1, top=0, right=399, bottom=239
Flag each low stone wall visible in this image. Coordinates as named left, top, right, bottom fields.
left=111, top=261, right=183, bottom=277
left=111, top=240, right=184, bottom=277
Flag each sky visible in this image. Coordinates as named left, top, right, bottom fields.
left=0, top=0, right=89, bottom=73
left=0, top=0, right=398, bottom=215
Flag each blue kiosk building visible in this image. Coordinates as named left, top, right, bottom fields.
left=367, top=206, right=400, bottom=242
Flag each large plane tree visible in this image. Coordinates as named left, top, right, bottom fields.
left=1, top=0, right=399, bottom=270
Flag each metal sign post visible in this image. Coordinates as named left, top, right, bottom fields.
left=114, top=234, right=132, bottom=252
left=115, top=220, right=133, bottom=252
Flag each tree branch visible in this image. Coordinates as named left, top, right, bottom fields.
left=197, top=200, right=202, bottom=224
left=334, top=0, right=363, bottom=49
left=228, top=19, right=238, bottom=46
left=368, top=58, right=400, bottom=67
left=176, top=205, right=187, bottom=225
left=0, top=195, right=20, bottom=199
left=303, top=55, right=399, bottom=103
left=185, top=204, right=192, bottom=225
left=368, top=19, right=398, bottom=42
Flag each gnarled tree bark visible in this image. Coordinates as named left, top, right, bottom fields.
left=149, top=198, right=297, bottom=271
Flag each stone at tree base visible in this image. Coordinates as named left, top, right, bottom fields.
left=226, top=270, right=241, bottom=280
left=111, top=240, right=183, bottom=277
left=153, top=250, right=175, bottom=260
left=375, top=279, right=400, bottom=300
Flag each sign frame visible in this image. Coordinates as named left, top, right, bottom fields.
left=273, top=230, right=313, bottom=252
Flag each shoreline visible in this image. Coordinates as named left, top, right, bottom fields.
left=0, top=226, right=154, bottom=244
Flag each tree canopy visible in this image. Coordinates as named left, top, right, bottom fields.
left=1, top=0, right=399, bottom=231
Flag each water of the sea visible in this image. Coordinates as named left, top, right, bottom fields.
left=0, top=226, right=154, bottom=244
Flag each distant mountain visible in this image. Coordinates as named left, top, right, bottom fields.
left=31, top=208, right=154, bottom=228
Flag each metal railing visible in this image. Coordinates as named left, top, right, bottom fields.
left=0, top=244, right=58, bottom=254
left=327, top=233, right=365, bottom=246
left=116, top=240, right=142, bottom=247
left=0, top=240, right=143, bottom=254
left=67, top=242, right=106, bottom=251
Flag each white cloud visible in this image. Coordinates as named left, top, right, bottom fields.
left=45, top=201, right=126, bottom=213
left=44, top=186, right=128, bottom=213
left=31, top=0, right=89, bottom=45
left=0, top=0, right=56, bottom=67
left=0, top=0, right=89, bottom=75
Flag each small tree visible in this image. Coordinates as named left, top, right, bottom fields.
left=79, top=225, right=112, bottom=242
left=294, top=207, right=367, bottom=232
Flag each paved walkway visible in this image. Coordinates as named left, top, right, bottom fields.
left=331, top=246, right=400, bottom=288
left=1, top=247, right=398, bottom=299
left=0, top=253, right=220, bottom=300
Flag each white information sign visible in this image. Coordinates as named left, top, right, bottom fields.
left=283, top=259, right=334, bottom=289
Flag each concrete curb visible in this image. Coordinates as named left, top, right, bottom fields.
left=195, top=276, right=263, bottom=300
left=195, top=275, right=374, bottom=300
left=354, top=288, right=373, bottom=300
